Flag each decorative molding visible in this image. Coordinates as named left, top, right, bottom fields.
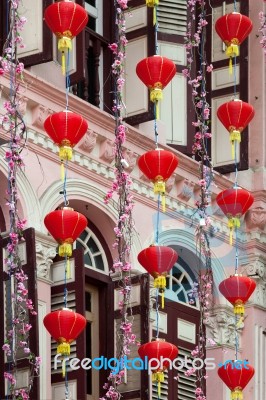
left=245, top=207, right=266, bottom=231
left=31, top=105, right=52, bottom=130
left=177, top=179, right=194, bottom=202
left=165, top=174, right=176, bottom=194
left=205, top=307, right=244, bottom=346
left=241, top=256, right=266, bottom=308
left=35, top=231, right=57, bottom=282
left=78, top=129, right=98, bottom=153
left=17, top=96, right=29, bottom=116
left=99, top=138, right=115, bottom=163
left=122, top=148, right=138, bottom=173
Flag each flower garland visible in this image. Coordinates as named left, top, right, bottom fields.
left=259, top=9, right=266, bottom=59
left=103, top=1, right=136, bottom=398
left=183, top=1, right=214, bottom=398
left=1, top=2, right=40, bottom=399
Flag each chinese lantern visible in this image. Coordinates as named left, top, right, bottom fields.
left=136, top=55, right=176, bottom=118
left=138, top=148, right=178, bottom=211
left=44, top=110, right=88, bottom=162
left=216, top=187, right=254, bottom=244
left=138, top=245, right=178, bottom=308
left=218, top=361, right=255, bottom=400
left=43, top=308, right=86, bottom=375
left=217, top=99, right=255, bottom=158
left=44, top=0, right=88, bottom=74
left=138, top=339, right=178, bottom=397
left=219, top=275, right=256, bottom=315
left=215, top=12, right=252, bottom=72
left=44, top=207, right=87, bottom=258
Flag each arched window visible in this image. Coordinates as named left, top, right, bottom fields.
left=76, top=227, right=109, bottom=274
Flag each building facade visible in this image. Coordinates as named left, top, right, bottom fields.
left=0, top=1, right=265, bottom=399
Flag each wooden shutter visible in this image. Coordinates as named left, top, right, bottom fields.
left=114, top=273, right=150, bottom=400
left=152, top=300, right=200, bottom=400
left=206, top=0, right=249, bottom=173
left=0, top=228, right=40, bottom=400
left=50, top=248, right=86, bottom=400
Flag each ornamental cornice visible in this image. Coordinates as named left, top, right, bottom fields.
left=35, top=231, right=57, bottom=283
left=240, top=255, right=266, bottom=309
left=205, top=306, right=244, bottom=347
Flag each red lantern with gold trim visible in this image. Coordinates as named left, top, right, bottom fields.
left=44, top=207, right=87, bottom=257
left=216, top=187, right=254, bottom=244
left=215, top=12, right=252, bottom=71
left=218, top=361, right=255, bottom=400
left=138, top=339, right=178, bottom=397
left=219, top=275, right=256, bottom=315
left=44, top=0, right=88, bottom=73
left=138, top=148, right=178, bottom=211
left=44, top=110, right=88, bottom=162
left=43, top=308, right=86, bottom=356
left=136, top=56, right=176, bottom=118
left=217, top=99, right=255, bottom=158
left=138, top=245, right=178, bottom=307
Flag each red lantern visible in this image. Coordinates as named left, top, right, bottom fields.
left=138, top=339, right=178, bottom=397
left=216, top=187, right=254, bottom=244
left=138, top=245, right=178, bottom=307
left=136, top=55, right=176, bottom=117
left=218, top=361, right=255, bottom=400
left=219, top=275, right=256, bottom=315
left=44, top=1, right=88, bottom=74
left=215, top=12, right=252, bottom=69
left=43, top=308, right=86, bottom=356
left=217, top=99, right=255, bottom=158
left=138, top=148, right=178, bottom=211
left=44, top=110, right=88, bottom=161
left=44, top=207, right=87, bottom=257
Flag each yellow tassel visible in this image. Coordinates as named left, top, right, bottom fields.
left=59, top=145, right=73, bottom=161
left=150, top=88, right=163, bottom=102
left=146, top=0, right=159, bottom=7
left=61, top=162, right=65, bottom=181
left=59, top=242, right=73, bottom=257
left=66, top=257, right=70, bottom=279
left=161, top=194, right=166, bottom=213
left=230, top=130, right=241, bottom=159
left=161, top=291, right=165, bottom=309
left=231, top=388, right=243, bottom=400
left=57, top=342, right=70, bottom=356
left=228, top=217, right=241, bottom=245
left=226, top=44, right=239, bottom=75
left=153, top=6, right=157, bottom=25
left=58, top=37, right=72, bottom=75
left=234, top=300, right=245, bottom=316
left=154, top=179, right=165, bottom=195
left=62, top=362, right=66, bottom=378
left=152, top=371, right=164, bottom=398
left=154, top=275, right=166, bottom=289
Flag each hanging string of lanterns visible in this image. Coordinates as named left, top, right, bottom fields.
left=43, top=1, right=88, bottom=394
left=215, top=5, right=255, bottom=398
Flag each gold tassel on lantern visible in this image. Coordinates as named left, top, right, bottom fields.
left=154, top=275, right=166, bottom=308
left=58, top=35, right=72, bottom=75
left=146, top=0, right=159, bottom=7
left=59, top=141, right=73, bottom=161
left=150, top=86, right=163, bottom=120
left=152, top=371, right=164, bottom=398
left=153, top=178, right=166, bottom=212
left=234, top=300, right=245, bottom=315
left=226, top=43, right=239, bottom=74
left=228, top=217, right=241, bottom=245
left=66, top=257, right=71, bottom=279
left=57, top=342, right=70, bottom=356
left=229, top=130, right=241, bottom=159
left=231, top=388, right=243, bottom=400
left=59, top=241, right=73, bottom=257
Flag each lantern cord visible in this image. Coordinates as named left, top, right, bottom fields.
left=234, top=226, right=239, bottom=274
left=63, top=256, right=68, bottom=309
left=155, top=195, right=160, bottom=245
left=233, top=0, right=237, bottom=13
left=64, top=367, right=69, bottom=400
left=155, top=6, right=159, bottom=55
left=154, top=106, right=159, bottom=147
left=234, top=314, right=239, bottom=360
left=63, top=160, right=69, bottom=206
left=234, top=140, right=238, bottom=186
left=156, top=288, right=159, bottom=339
left=65, top=49, right=71, bottom=110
